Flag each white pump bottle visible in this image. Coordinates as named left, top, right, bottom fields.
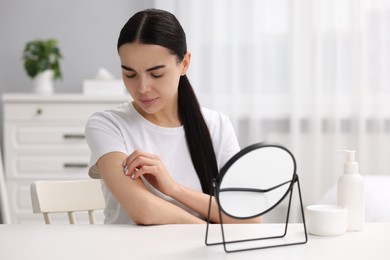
left=337, top=150, right=365, bottom=231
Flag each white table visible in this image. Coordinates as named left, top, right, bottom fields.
left=0, top=223, right=389, bottom=259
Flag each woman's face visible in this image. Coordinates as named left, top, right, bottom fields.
left=119, top=43, right=190, bottom=124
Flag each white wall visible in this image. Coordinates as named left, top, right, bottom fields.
left=0, top=0, right=154, bottom=148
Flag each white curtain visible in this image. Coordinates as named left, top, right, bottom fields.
left=154, top=0, right=390, bottom=210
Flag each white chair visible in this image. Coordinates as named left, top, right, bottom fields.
left=30, top=180, right=105, bottom=224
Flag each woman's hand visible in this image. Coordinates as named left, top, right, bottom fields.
left=122, top=150, right=179, bottom=196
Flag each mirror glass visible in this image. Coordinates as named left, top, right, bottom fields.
left=217, top=144, right=296, bottom=219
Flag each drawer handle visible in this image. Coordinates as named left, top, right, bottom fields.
left=63, top=163, right=89, bottom=168
left=63, top=134, right=86, bottom=139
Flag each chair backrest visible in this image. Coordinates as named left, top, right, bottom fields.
left=30, top=180, right=105, bottom=224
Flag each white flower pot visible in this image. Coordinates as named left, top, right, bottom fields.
left=33, top=70, right=54, bottom=94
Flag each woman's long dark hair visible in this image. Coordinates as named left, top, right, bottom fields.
left=117, top=9, right=218, bottom=194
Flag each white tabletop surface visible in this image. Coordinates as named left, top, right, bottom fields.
left=0, top=223, right=389, bottom=260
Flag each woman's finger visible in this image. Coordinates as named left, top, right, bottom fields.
left=124, top=155, right=160, bottom=177
left=131, top=165, right=160, bottom=179
left=123, top=150, right=159, bottom=167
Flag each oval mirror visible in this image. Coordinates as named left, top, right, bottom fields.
left=216, top=142, right=296, bottom=219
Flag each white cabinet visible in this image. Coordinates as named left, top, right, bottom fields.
left=2, top=94, right=128, bottom=223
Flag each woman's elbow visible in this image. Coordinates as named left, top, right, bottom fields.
left=126, top=197, right=164, bottom=225
left=132, top=212, right=159, bottom=226
left=128, top=207, right=158, bottom=226
left=133, top=218, right=156, bottom=226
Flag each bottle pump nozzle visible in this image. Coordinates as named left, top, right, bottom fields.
left=340, top=150, right=359, bottom=174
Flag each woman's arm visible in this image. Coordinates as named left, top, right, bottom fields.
left=97, top=151, right=205, bottom=225
left=168, top=184, right=261, bottom=224
left=124, top=150, right=261, bottom=224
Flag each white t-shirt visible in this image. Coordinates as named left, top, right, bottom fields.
left=85, top=102, right=240, bottom=224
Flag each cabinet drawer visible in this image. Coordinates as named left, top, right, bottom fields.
left=18, top=155, right=90, bottom=173
left=7, top=180, right=32, bottom=213
left=8, top=155, right=91, bottom=178
left=17, top=126, right=86, bottom=145
left=4, top=102, right=122, bottom=120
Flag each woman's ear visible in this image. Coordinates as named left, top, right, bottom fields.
left=181, top=51, right=191, bottom=75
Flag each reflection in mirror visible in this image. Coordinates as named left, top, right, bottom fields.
left=217, top=145, right=295, bottom=219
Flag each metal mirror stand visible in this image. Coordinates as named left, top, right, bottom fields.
left=205, top=142, right=308, bottom=253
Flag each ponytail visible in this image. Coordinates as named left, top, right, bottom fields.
left=178, top=75, right=219, bottom=195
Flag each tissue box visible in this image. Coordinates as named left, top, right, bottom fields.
left=83, top=79, right=126, bottom=95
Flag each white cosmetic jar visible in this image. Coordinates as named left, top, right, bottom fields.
left=305, top=205, right=348, bottom=236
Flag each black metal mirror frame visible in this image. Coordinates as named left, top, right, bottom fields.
left=205, top=142, right=308, bottom=253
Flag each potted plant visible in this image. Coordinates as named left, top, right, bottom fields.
left=23, top=38, right=63, bottom=94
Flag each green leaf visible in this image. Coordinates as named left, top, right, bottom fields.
left=23, top=38, right=63, bottom=80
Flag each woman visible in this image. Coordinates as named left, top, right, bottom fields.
left=86, top=8, right=259, bottom=225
